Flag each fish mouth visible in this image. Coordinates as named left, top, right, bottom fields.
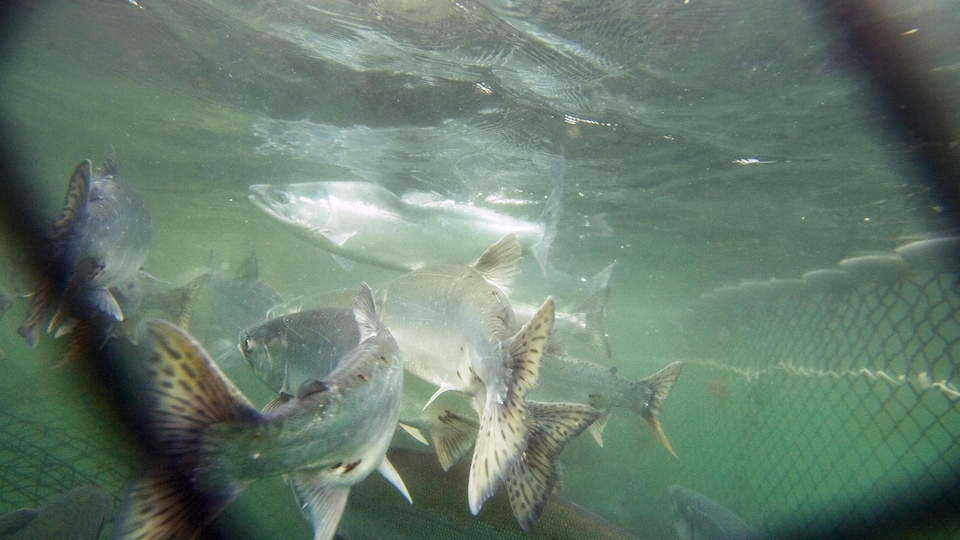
left=248, top=184, right=289, bottom=220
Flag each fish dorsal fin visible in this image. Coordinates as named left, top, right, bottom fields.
left=637, top=361, right=683, bottom=458
left=237, top=253, right=260, bottom=281
left=352, top=282, right=379, bottom=341
left=98, top=153, right=119, bottom=177
left=431, top=409, right=479, bottom=471
left=468, top=297, right=554, bottom=515
left=297, top=378, right=331, bottom=400
left=377, top=456, right=413, bottom=504
left=507, top=401, right=600, bottom=532
left=262, top=391, right=294, bottom=413
left=116, top=320, right=258, bottom=540
left=50, top=160, right=92, bottom=246
left=289, top=471, right=351, bottom=540
left=331, top=253, right=357, bottom=271
left=472, top=234, right=522, bottom=293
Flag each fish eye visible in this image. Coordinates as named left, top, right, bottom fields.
left=241, top=336, right=257, bottom=352
left=272, top=191, right=291, bottom=204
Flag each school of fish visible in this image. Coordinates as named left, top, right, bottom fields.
left=6, top=155, right=689, bottom=539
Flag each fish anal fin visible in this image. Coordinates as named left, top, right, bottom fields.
left=398, top=423, right=429, bottom=445
left=472, top=235, right=522, bottom=293
left=431, top=410, right=478, bottom=471
left=377, top=456, right=412, bottom=504
left=290, top=472, right=351, bottom=540
left=507, top=401, right=600, bottom=532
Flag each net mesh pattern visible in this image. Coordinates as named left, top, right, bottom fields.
left=686, top=270, right=960, bottom=538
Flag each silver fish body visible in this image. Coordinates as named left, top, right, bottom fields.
left=670, top=485, right=763, bottom=540
left=533, top=355, right=682, bottom=455
left=374, top=235, right=556, bottom=517
left=248, top=180, right=559, bottom=272
left=117, top=284, right=409, bottom=540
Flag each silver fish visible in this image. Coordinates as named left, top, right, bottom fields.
left=247, top=178, right=561, bottom=273
left=18, top=158, right=151, bottom=345
left=670, top=485, right=763, bottom=540
left=0, top=485, right=112, bottom=540
left=202, top=253, right=284, bottom=366
left=243, top=276, right=590, bottom=531
left=268, top=283, right=612, bottom=358
left=373, top=235, right=555, bottom=516
left=115, top=284, right=409, bottom=540
left=533, top=356, right=682, bottom=456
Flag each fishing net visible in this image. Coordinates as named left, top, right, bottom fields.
left=0, top=412, right=130, bottom=516
left=685, top=266, right=960, bottom=538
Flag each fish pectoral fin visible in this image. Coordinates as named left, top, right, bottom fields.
left=262, top=391, right=295, bottom=413
left=290, top=471, right=352, bottom=540
left=430, top=411, right=478, bottom=471
left=472, top=234, right=522, bottom=293
left=507, top=401, right=601, bottom=532
left=322, top=230, right=357, bottom=247
left=637, top=361, right=683, bottom=458
left=377, top=456, right=413, bottom=504
left=398, top=423, right=429, bottom=445
left=331, top=253, right=357, bottom=272
left=90, top=288, right=124, bottom=321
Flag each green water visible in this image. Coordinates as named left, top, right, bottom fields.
left=1, top=1, right=958, bottom=538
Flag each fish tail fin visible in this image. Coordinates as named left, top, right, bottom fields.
left=115, top=319, right=259, bottom=539
left=532, top=155, right=565, bottom=276
left=507, top=401, right=600, bottom=532
left=635, top=361, right=683, bottom=458
left=570, top=285, right=612, bottom=358
left=469, top=297, right=554, bottom=515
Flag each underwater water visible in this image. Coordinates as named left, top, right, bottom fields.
left=0, top=0, right=958, bottom=538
